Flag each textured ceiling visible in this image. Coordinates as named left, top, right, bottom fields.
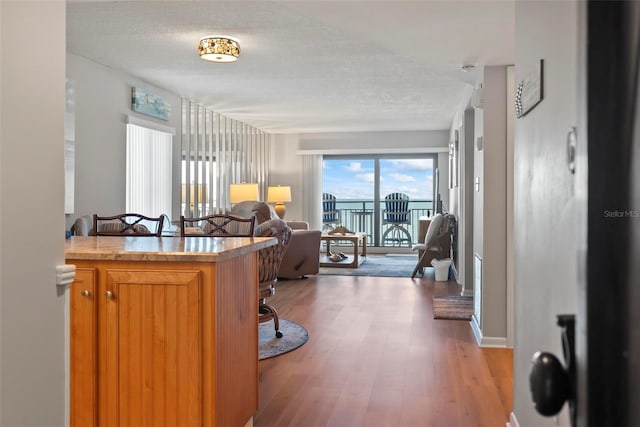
left=67, top=1, right=515, bottom=133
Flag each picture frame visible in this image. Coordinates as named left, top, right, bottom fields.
left=516, top=59, right=544, bottom=118
left=131, top=87, right=171, bottom=121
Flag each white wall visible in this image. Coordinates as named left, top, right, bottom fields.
left=66, top=53, right=182, bottom=227
left=271, top=134, right=303, bottom=221
left=513, top=1, right=578, bottom=425
left=299, top=130, right=449, bottom=152
left=64, top=57, right=451, bottom=230
left=0, top=2, right=67, bottom=425
left=295, top=130, right=450, bottom=217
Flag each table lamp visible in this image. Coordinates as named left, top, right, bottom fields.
left=267, top=186, right=291, bottom=219
left=229, top=183, right=259, bottom=204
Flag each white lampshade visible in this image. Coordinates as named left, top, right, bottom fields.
left=229, top=183, right=259, bottom=203
left=267, top=186, right=292, bottom=203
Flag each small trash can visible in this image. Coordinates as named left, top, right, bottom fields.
left=431, top=258, right=452, bottom=282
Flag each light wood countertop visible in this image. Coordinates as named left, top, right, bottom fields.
left=65, top=236, right=276, bottom=263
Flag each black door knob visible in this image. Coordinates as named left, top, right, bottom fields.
left=529, top=351, right=570, bottom=416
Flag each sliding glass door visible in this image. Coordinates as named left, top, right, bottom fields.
left=323, top=154, right=437, bottom=247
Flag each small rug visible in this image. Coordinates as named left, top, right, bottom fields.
left=318, top=254, right=416, bottom=277
left=432, top=295, right=474, bottom=320
left=259, top=319, right=308, bottom=360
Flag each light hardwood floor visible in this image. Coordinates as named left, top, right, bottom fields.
left=255, top=272, right=513, bottom=427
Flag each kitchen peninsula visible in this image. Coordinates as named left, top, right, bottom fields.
left=66, top=235, right=276, bottom=427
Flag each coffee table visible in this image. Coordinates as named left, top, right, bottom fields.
left=320, top=232, right=367, bottom=268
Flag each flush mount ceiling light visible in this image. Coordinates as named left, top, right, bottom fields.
left=198, top=36, right=240, bottom=63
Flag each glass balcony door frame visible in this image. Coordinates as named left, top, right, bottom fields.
left=323, top=153, right=438, bottom=247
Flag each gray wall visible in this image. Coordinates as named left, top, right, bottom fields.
left=66, top=53, right=182, bottom=227
left=0, top=2, right=67, bottom=425
left=513, top=1, right=578, bottom=425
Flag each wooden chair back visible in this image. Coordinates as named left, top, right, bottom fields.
left=92, top=213, right=164, bottom=236
left=383, top=192, right=411, bottom=224
left=180, top=214, right=256, bottom=237
left=322, top=193, right=339, bottom=224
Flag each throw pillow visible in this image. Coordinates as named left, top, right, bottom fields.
left=252, top=202, right=275, bottom=224
left=98, top=222, right=150, bottom=234
left=254, top=218, right=288, bottom=236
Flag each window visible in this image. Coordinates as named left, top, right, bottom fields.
left=126, top=123, right=173, bottom=217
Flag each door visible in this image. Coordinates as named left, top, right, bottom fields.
left=100, top=269, right=202, bottom=427
left=577, top=1, right=640, bottom=425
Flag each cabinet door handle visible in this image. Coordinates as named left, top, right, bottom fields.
left=104, top=291, right=113, bottom=299
left=81, top=290, right=91, bottom=297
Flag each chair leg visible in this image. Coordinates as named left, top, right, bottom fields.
left=411, top=250, right=431, bottom=278
left=382, top=225, right=412, bottom=247
left=259, top=302, right=283, bottom=338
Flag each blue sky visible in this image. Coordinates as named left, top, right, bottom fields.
left=323, top=158, right=434, bottom=200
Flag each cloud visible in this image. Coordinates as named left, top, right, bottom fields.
left=388, top=159, right=433, bottom=171
left=345, top=162, right=366, bottom=172
left=390, top=173, right=415, bottom=183
left=356, top=173, right=375, bottom=183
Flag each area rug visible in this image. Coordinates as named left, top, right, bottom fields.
left=259, top=319, right=308, bottom=360
left=318, top=254, right=416, bottom=277
left=432, top=295, right=474, bottom=320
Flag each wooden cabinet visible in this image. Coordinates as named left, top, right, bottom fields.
left=70, top=268, right=97, bottom=427
left=69, top=252, right=260, bottom=427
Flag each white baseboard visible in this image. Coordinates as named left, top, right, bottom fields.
left=461, top=288, right=474, bottom=297
left=481, top=336, right=508, bottom=347
left=470, top=315, right=508, bottom=348
left=471, top=314, right=483, bottom=344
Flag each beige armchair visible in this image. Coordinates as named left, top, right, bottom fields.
left=230, top=201, right=321, bottom=279
left=277, top=221, right=322, bottom=279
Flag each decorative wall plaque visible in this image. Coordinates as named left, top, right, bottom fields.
left=515, top=59, right=543, bottom=118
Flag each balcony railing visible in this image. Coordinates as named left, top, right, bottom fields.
left=325, top=199, right=434, bottom=247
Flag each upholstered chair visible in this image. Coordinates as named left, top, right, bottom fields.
left=230, top=201, right=322, bottom=279
left=410, top=213, right=456, bottom=278
left=70, top=214, right=93, bottom=236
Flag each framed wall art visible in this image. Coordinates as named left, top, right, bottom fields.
left=132, top=87, right=171, bottom=121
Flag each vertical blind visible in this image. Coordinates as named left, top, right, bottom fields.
left=181, top=99, right=272, bottom=217
left=126, top=123, right=173, bottom=217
